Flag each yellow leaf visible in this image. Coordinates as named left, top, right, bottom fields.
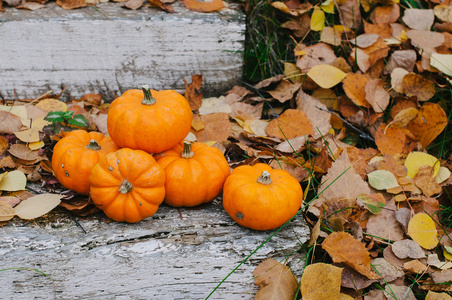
left=321, top=0, right=335, bottom=13
left=284, top=62, right=302, bottom=83
left=436, top=167, right=451, bottom=184
left=430, top=53, right=452, bottom=77
left=408, top=213, right=439, bottom=250
left=386, top=107, right=418, bottom=130
left=300, top=263, right=343, bottom=300
left=311, top=6, right=325, bottom=32
left=0, top=170, right=27, bottom=192
left=31, top=118, right=51, bottom=131
left=307, top=65, right=346, bottom=89
left=444, top=248, right=452, bottom=261
left=35, top=99, right=67, bottom=112
left=204, top=141, right=217, bottom=147
left=29, top=141, right=45, bottom=151
left=426, top=291, right=452, bottom=300
left=405, top=151, right=440, bottom=178
left=14, top=128, right=40, bottom=143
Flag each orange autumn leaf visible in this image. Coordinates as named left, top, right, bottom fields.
left=184, top=0, right=224, bottom=12
left=342, top=73, right=370, bottom=108
left=407, top=102, right=448, bottom=148
left=184, top=74, right=203, bottom=111
left=371, top=4, right=400, bottom=24
left=375, top=123, right=407, bottom=156
left=299, top=263, right=343, bottom=299
left=402, top=73, right=436, bottom=101
left=322, top=231, right=380, bottom=279
left=265, top=109, right=314, bottom=140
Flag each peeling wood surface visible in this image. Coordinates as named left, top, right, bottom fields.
left=0, top=2, right=245, bottom=99
left=0, top=202, right=309, bottom=299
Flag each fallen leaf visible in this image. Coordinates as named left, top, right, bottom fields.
left=36, top=98, right=68, bottom=111
left=184, top=74, right=203, bottom=111
left=425, top=291, right=452, bottom=300
left=387, top=50, right=417, bottom=73
left=296, top=90, right=332, bottom=139
left=367, top=170, right=400, bottom=190
left=338, top=0, right=362, bottom=28
left=56, top=0, right=87, bottom=9
left=14, top=194, right=63, bottom=220
left=413, top=165, right=442, bottom=197
left=384, top=284, right=416, bottom=300
left=322, top=231, right=380, bottom=279
left=371, top=257, right=405, bottom=282
left=408, top=213, right=439, bottom=250
left=342, top=73, right=370, bottom=107
left=405, top=151, right=440, bottom=178
left=340, top=264, right=377, bottom=289
left=366, top=199, right=405, bottom=242
left=375, top=123, right=407, bottom=156
left=307, top=65, right=346, bottom=89
left=267, top=80, right=302, bottom=103
left=430, top=53, right=452, bottom=77
left=148, top=0, right=175, bottom=12
left=8, top=144, right=40, bottom=161
left=357, top=193, right=386, bottom=214
left=299, top=263, right=343, bottom=299
left=403, top=260, right=428, bottom=274
left=407, top=30, right=445, bottom=50
left=435, top=166, right=451, bottom=184
left=386, top=107, right=419, bottom=130
left=431, top=269, right=452, bottom=284
left=194, top=113, right=231, bottom=143
left=253, top=258, right=298, bottom=300
left=320, top=27, right=342, bottom=46
left=407, top=102, right=448, bottom=148
left=402, top=9, right=434, bottom=31
left=0, top=171, right=27, bottom=192
left=310, top=6, right=325, bottom=31
left=391, top=239, right=425, bottom=259
left=434, top=4, right=452, bottom=23
left=123, top=0, right=143, bottom=9
left=371, top=4, right=400, bottom=24
left=265, top=109, right=314, bottom=140
left=365, top=78, right=390, bottom=113
left=183, top=0, right=223, bottom=12
left=28, top=141, right=45, bottom=151
left=350, top=34, right=379, bottom=48
left=391, top=68, right=410, bottom=93
left=395, top=207, right=411, bottom=232
left=0, top=111, right=23, bottom=134
left=428, top=253, right=452, bottom=270
left=296, top=43, right=337, bottom=72
left=17, top=2, right=45, bottom=10
left=0, top=202, right=15, bottom=222
left=14, top=128, right=40, bottom=143
left=402, top=73, right=436, bottom=101
left=198, top=96, right=231, bottom=115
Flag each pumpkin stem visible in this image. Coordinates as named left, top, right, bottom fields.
left=86, top=139, right=101, bottom=151
left=141, top=85, right=156, bottom=105
left=257, top=171, right=272, bottom=185
left=181, top=141, right=195, bottom=159
left=119, top=180, right=133, bottom=194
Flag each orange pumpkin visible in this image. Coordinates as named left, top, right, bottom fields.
left=107, top=85, right=193, bottom=154
left=156, top=141, right=230, bottom=207
left=222, top=163, right=303, bottom=230
left=51, top=130, right=119, bottom=195
left=89, top=148, right=166, bottom=223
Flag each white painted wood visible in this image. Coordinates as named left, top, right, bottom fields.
left=0, top=202, right=309, bottom=299
left=0, top=3, right=245, bottom=99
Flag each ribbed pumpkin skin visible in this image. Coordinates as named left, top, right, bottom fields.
left=222, top=163, right=303, bottom=231
left=156, top=142, right=230, bottom=207
left=107, top=89, right=193, bottom=154
left=89, top=148, right=166, bottom=223
left=51, top=130, right=119, bottom=195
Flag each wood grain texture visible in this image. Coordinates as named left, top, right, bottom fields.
left=0, top=202, right=309, bottom=299
left=0, top=3, right=245, bottom=99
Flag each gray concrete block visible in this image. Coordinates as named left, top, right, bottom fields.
left=0, top=3, right=245, bottom=99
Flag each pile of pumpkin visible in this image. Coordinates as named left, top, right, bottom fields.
left=51, top=86, right=303, bottom=230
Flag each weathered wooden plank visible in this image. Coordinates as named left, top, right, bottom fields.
left=0, top=202, right=309, bottom=299
left=0, top=3, right=245, bottom=99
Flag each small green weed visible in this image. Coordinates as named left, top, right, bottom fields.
left=43, top=111, right=88, bottom=134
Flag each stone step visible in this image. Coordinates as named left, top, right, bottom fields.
left=0, top=2, right=245, bottom=99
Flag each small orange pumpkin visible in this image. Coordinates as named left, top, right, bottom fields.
left=222, top=163, right=303, bottom=230
left=89, top=148, right=166, bottom=223
left=51, top=130, right=119, bottom=195
left=156, top=141, right=230, bottom=207
left=107, top=85, right=193, bottom=154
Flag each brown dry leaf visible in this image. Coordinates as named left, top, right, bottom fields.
left=360, top=38, right=390, bottom=72
left=17, top=2, right=45, bottom=10
left=0, top=136, right=9, bottom=155
left=322, top=231, right=380, bottom=279
left=265, top=109, right=314, bottom=140
left=8, top=144, right=39, bottom=161
left=387, top=50, right=417, bottom=73
left=0, top=202, right=15, bottom=222
left=184, top=0, right=223, bottom=12
left=371, top=257, right=405, bottom=282
left=384, top=284, right=416, bottom=300
left=391, top=239, right=425, bottom=259
left=366, top=199, right=405, bottom=242
left=253, top=258, right=298, bottom=300
left=346, top=147, right=378, bottom=179
left=184, top=74, right=203, bottom=111
left=403, top=260, right=428, bottom=274
left=342, top=73, right=370, bottom=108
left=230, top=102, right=263, bottom=119
left=371, top=4, right=400, bottom=24
left=194, top=113, right=231, bottom=142
left=403, top=9, right=434, bottom=30
left=338, top=0, right=362, bottom=28
left=0, top=156, right=17, bottom=169
left=402, top=73, right=435, bottom=101
left=387, top=107, right=419, bottom=130
left=14, top=128, right=40, bottom=143
left=413, top=165, right=442, bottom=197
left=383, top=246, right=411, bottom=269
left=407, top=102, right=448, bottom=148
left=275, top=136, right=307, bottom=153
left=425, top=291, right=452, bottom=300
left=269, top=159, right=309, bottom=182
left=0, top=111, right=23, bottom=134
left=123, top=0, right=143, bottom=9
left=91, top=113, right=108, bottom=135
left=351, top=34, right=380, bottom=48
left=434, top=5, right=452, bottom=23
left=148, top=0, right=175, bottom=12
left=56, top=0, right=87, bottom=9
left=395, top=207, right=411, bottom=233
left=296, top=90, right=332, bottom=139
left=321, top=27, right=343, bottom=46
left=364, top=21, right=393, bottom=38
left=299, top=263, right=343, bottom=299
left=340, top=264, right=376, bottom=289
left=191, top=114, right=205, bottom=131
left=296, top=43, right=337, bottom=72
left=431, top=269, right=452, bottom=284
left=282, top=14, right=311, bottom=39
left=407, top=30, right=445, bottom=50
left=375, top=123, right=407, bottom=156
left=199, top=96, right=231, bottom=115
left=254, top=75, right=285, bottom=90
left=365, top=78, right=389, bottom=113
left=267, top=80, right=302, bottom=103
left=365, top=289, right=386, bottom=300
left=270, top=1, right=312, bottom=16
